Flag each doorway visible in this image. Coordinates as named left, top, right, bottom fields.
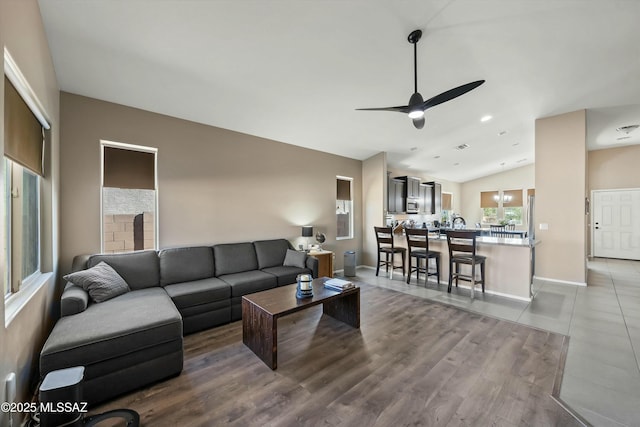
left=592, top=189, right=640, bottom=260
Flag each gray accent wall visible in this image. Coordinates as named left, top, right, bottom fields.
left=0, top=0, right=61, bottom=422
left=59, top=93, right=363, bottom=275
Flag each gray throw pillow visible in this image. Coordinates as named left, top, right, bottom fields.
left=63, top=261, right=131, bottom=303
left=283, top=249, right=306, bottom=269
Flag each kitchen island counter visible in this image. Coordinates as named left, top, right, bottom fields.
left=397, top=231, right=538, bottom=301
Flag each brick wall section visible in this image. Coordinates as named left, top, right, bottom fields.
left=143, top=212, right=155, bottom=250
left=103, top=212, right=155, bottom=253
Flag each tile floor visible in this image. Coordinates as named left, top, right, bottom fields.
left=343, top=257, right=640, bottom=427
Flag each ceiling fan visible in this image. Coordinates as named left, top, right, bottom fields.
left=357, top=29, right=485, bottom=129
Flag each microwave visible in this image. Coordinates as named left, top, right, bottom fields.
left=406, top=199, right=419, bottom=213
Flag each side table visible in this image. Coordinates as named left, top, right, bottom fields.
left=308, top=250, right=334, bottom=278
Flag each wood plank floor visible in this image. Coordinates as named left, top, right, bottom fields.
left=91, top=284, right=581, bottom=426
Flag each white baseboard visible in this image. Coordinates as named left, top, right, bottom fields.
left=534, top=276, right=587, bottom=287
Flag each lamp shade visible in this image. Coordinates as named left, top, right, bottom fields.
left=301, top=226, right=313, bottom=237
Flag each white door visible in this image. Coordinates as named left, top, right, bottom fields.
left=592, top=189, right=640, bottom=260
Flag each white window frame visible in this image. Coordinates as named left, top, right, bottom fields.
left=100, top=140, right=159, bottom=253
left=336, top=175, right=354, bottom=240
left=4, top=47, right=51, bottom=326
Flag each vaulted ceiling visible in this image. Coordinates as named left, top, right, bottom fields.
left=38, top=0, right=640, bottom=182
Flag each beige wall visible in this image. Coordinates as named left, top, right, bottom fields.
left=59, top=93, right=362, bottom=272
left=588, top=145, right=640, bottom=190
left=362, top=152, right=386, bottom=266
left=586, top=145, right=640, bottom=254
left=0, top=0, right=60, bottom=421
left=459, top=164, right=535, bottom=227
left=535, top=110, right=587, bottom=285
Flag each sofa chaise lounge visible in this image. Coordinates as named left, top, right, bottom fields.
left=39, top=238, right=319, bottom=405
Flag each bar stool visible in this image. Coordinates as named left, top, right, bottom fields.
left=374, top=226, right=406, bottom=279
left=405, top=228, right=440, bottom=285
left=446, top=230, right=486, bottom=299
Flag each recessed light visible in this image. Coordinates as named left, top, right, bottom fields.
left=498, top=130, right=507, bottom=136
left=481, top=115, right=493, bottom=122
left=455, top=144, right=470, bottom=150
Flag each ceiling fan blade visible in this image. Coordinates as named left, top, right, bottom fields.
left=355, top=105, right=409, bottom=113
left=412, top=117, right=425, bottom=129
left=421, top=80, right=485, bottom=110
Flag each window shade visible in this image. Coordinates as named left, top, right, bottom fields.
left=503, top=189, right=524, bottom=207
left=337, top=178, right=351, bottom=201
left=103, top=146, right=155, bottom=190
left=442, top=192, right=452, bottom=210
left=4, top=76, right=44, bottom=176
left=480, top=191, right=499, bottom=208
left=527, top=188, right=535, bottom=197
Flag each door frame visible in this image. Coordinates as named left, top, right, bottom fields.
left=590, top=188, right=640, bottom=259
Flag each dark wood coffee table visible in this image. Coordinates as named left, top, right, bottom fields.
left=242, top=278, right=360, bottom=370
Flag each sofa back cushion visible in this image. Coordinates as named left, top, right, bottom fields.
left=159, top=246, right=214, bottom=286
left=253, top=239, right=291, bottom=269
left=213, top=243, right=258, bottom=276
left=88, top=250, right=160, bottom=290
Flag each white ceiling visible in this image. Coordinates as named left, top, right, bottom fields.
left=37, top=0, right=640, bottom=182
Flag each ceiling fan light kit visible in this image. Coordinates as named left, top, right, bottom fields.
left=357, top=29, right=485, bottom=129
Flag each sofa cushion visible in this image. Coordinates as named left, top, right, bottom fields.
left=63, top=261, right=130, bottom=303
left=253, top=239, right=290, bottom=269
left=262, top=265, right=312, bottom=286
left=163, top=277, right=230, bottom=309
left=213, top=243, right=258, bottom=276
left=218, top=270, right=277, bottom=297
left=88, top=251, right=160, bottom=290
left=40, top=287, right=182, bottom=374
left=159, top=246, right=215, bottom=286
left=283, top=249, right=306, bottom=268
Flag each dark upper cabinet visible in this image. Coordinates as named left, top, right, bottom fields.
left=420, top=183, right=432, bottom=214
left=396, top=176, right=421, bottom=199
left=424, top=181, right=442, bottom=214
left=388, top=178, right=405, bottom=213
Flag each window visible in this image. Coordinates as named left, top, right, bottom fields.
left=336, top=176, right=353, bottom=240
left=101, top=142, right=158, bottom=254
left=4, top=160, right=40, bottom=296
left=480, top=189, right=524, bottom=225
left=480, top=191, right=499, bottom=224
left=4, top=62, right=48, bottom=300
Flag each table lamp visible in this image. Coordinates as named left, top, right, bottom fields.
left=302, top=226, right=313, bottom=250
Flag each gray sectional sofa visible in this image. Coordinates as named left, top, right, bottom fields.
left=40, top=239, right=318, bottom=405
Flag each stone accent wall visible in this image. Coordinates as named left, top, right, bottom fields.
left=103, top=211, right=155, bottom=254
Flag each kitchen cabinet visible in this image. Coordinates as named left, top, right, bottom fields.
left=396, top=176, right=421, bottom=199
left=419, top=183, right=432, bottom=214
left=388, top=178, right=405, bottom=213
left=423, top=181, right=442, bottom=214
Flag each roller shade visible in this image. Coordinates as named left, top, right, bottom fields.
left=480, top=191, right=499, bottom=208
left=442, top=192, right=452, bottom=210
left=527, top=188, right=535, bottom=197
left=503, top=189, right=523, bottom=207
left=103, top=146, right=155, bottom=190
left=4, top=76, right=44, bottom=176
left=337, top=178, right=351, bottom=200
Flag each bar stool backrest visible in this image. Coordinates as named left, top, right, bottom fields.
left=405, top=227, right=429, bottom=252
left=446, top=230, right=479, bottom=258
left=374, top=226, right=396, bottom=249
